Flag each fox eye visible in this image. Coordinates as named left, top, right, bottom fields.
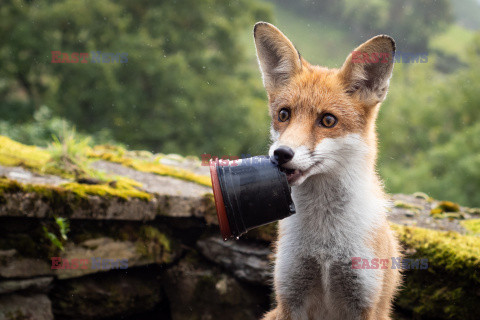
left=320, top=114, right=337, bottom=128
left=278, top=108, right=290, bottom=122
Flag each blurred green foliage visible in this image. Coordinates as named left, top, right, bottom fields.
left=379, top=38, right=480, bottom=206
left=0, top=0, right=272, bottom=155
left=0, top=106, right=114, bottom=146
left=270, top=0, right=452, bottom=52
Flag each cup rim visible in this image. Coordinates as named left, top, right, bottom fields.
left=209, top=159, right=232, bottom=240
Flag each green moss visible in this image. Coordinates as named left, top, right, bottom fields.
left=413, top=192, right=428, bottom=199
left=136, top=226, right=173, bottom=263
left=392, top=224, right=480, bottom=282
left=136, top=161, right=211, bottom=186
left=393, top=224, right=480, bottom=319
left=62, top=179, right=152, bottom=201
left=0, top=135, right=51, bottom=170
left=397, top=273, right=480, bottom=319
left=0, top=134, right=88, bottom=178
left=444, top=212, right=465, bottom=220
left=430, top=213, right=443, bottom=219
left=0, top=177, right=82, bottom=219
left=413, top=191, right=433, bottom=202
left=0, top=136, right=153, bottom=195
left=466, top=207, right=480, bottom=215
left=461, top=219, right=480, bottom=235
left=430, top=201, right=463, bottom=219
left=431, top=211, right=466, bottom=220
left=0, top=177, right=152, bottom=208
left=432, top=200, right=461, bottom=213
left=1, top=135, right=210, bottom=191
left=88, top=145, right=212, bottom=187
left=0, top=141, right=152, bottom=200
left=393, top=200, right=423, bottom=212
left=0, top=177, right=22, bottom=194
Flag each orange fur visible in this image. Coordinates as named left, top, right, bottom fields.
left=361, top=221, right=403, bottom=320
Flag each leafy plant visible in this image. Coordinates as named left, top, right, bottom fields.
left=43, top=216, right=70, bottom=251
left=55, top=216, right=70, bottom=241
left=46, top=125, right=107, bottom=181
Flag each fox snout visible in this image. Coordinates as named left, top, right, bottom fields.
left=271, top=146, right=306, bottom=186
left=272, top=146, right=294, bottom=166
left=270, top=143, right=311, bottom=186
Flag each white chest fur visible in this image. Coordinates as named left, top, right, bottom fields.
left=274, top=169, right=388, bottom=319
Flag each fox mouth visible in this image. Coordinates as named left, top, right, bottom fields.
left=279, top=167, right=304, bottom=185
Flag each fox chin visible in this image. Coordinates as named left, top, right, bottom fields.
left=254, top=22, right=401, bottom=320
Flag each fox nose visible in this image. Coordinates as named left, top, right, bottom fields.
left=273, top=146, right=295, bottom=166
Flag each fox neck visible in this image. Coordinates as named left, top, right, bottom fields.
left=287, top=153, right=386, bottom=250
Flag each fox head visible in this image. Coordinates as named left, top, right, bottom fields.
left=254, top=22, right=395, bottom=186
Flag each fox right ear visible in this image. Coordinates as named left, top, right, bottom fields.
left=254, top=22, right=302, bottom=94
left=339, top=35, right=396, bottom=106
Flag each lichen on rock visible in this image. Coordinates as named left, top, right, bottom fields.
left=461, top=219, right=480, bottom=235
left=393, top=224, right=480, bottom=319
left=0, top=136, right=51, bottom=171
left=136, top=226, right=175, bottom=264
left=0, top=177, right=151, bottom=204
left=88, top=145, right=212, bottom=187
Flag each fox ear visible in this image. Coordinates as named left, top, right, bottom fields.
left=339, top=35, right=395, bottom=105
left=254, top=22, right=302, bottom=93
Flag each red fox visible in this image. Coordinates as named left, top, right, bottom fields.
left=253, top=22, right=401, bottom=320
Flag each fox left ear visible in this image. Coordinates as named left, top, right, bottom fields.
left=254, top=22, right=302, bottom=94
left=339, top=35, right=395, bottom=105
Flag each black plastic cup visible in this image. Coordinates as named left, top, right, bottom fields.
left=209, top=156, right=296, bottom=240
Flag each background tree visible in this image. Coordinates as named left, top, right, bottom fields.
left=0, top=0, right=272, bottom=155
